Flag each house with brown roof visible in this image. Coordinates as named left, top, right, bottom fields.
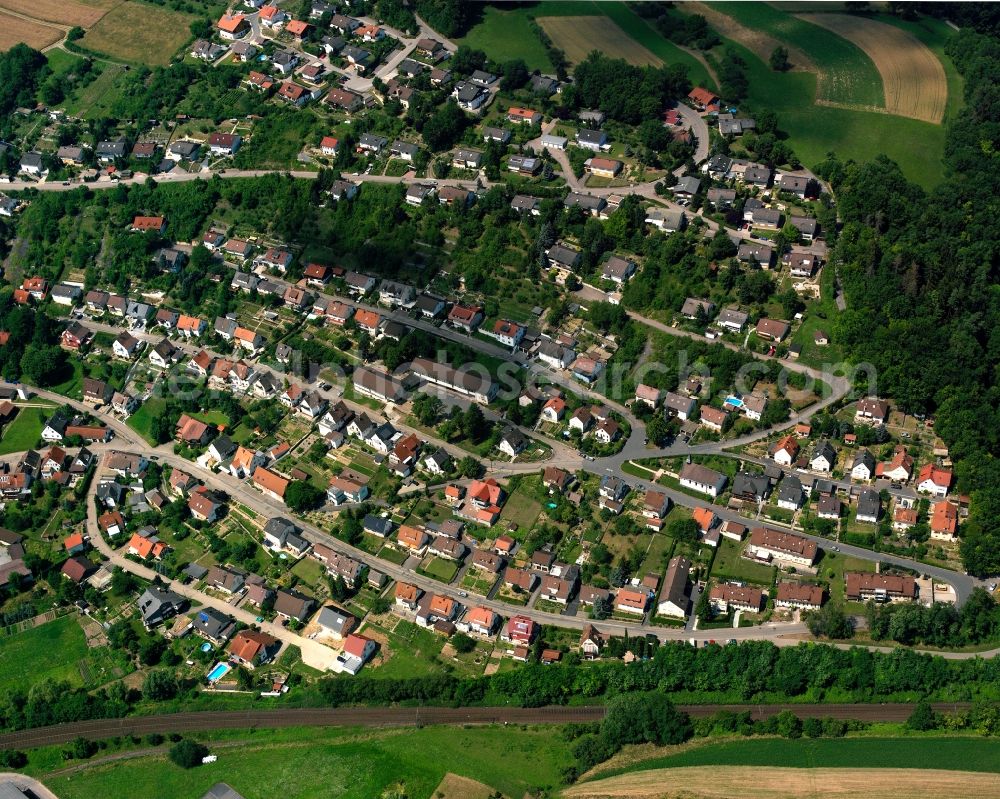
left=176, top=414, right=212, bottom=446
left=656, top=555, right=691, bottom=618
left=61, top=555, right=93, bottom=583
left=755, top=318, right=790, bottom=342
left=394, top=582, right=422, bottom=610
left=775, top=581, right=824, bottom=610
left=709, top=583, right=764, bottom=613
left=930, top=501, right=959, bottom=541
left=855, top=397, right=889, bottom=425
left=274, top=589, right=314, bottom=622
left=229, top=629, right=281, bottom=668
left=845, top=572, right=917, bottom=602
left=397, top=524, right=429, bottom=555
left=252, top=466, right=289, bottom=502
left=679, top=462, right=727, bottom=498
left=748, top=527, right=817, bottom=566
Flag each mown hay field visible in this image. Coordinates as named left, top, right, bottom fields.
left=78, top=1, right=194, bottom=65
left=0, top=11, right=60, bottom=50
left=565, top=766, right=1000, bottom=799
left=537, top=15, right=662, bottom=67
left=0, top=0, right=119, bottom=28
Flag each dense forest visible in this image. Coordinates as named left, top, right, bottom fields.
left=817, top=28, right=1000, bottom=576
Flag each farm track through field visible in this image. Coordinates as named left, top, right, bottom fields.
left=564, top=766, right=1000, bottom=798
left=800, top=13, right=947, bottom=123
left=0, top=703, right=972, bottom=750
left=0, top=0, right=118, bottom=28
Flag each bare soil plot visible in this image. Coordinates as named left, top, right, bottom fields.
left=565, top=766, right=1000, bottom=799
left=431, top=773, right=497, bottom=799
left=688, top=1, right=816, bottom=72
left=79, top=1, right=194, bottom=65
left=537, top=16, right=662, bottom=67
left=0, top=11, right=60, bottom=50
left=800, top=13, right=947, bottom=123
left=0, top=0, right=118, bottom=28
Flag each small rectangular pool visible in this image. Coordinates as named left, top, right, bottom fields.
left=206, top=662, right=232, bottom=682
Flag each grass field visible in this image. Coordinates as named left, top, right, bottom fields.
left=0, top=11, right=60, bottom=51
left=45, top=47, right=84, bottom=74
left=78, top=1, right=195, bottom=65
left=567, top=765, right=1000, bottom=798
left=457, top=5, right=554, bottom=73
left=57, top=60, right=128, bottom=118
left=0, top=0, right=118, bottom=26
left=803, top=13, right=947, bottom=122
left=0, top=406, right=46, bottom=455
left=0, top=616, right=89, bottom=693
left=39, top=725, right=573, bottom=799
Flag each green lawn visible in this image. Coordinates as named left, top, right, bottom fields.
left=712, top=2, right=884, bottom=107
left=49, top=359, right=84, bottom=400
left=290, top=557, right=325, bottom=588
left=40, top=724, right=574, bottom=799
left=127, top=397, right=167, bottom=445
left=593, top=736, right=1000, bottom=780
left=418, top=556, right=460, bottom=583
left=377, top=546, right=408, bottom=565
left=0, top=406, right=47, bottom=455
left=709, top=537, right=777, bottom=586
left=0, top=616, right=89, bottom=693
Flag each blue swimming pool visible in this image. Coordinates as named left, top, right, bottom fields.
left=206, top=662, right=232, bottom=682
left=724, top=395, right=745, bottom=410
left=200, top=642, right=212, bottom=653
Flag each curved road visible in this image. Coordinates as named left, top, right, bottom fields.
left=0, top=703, right=975, bottom=750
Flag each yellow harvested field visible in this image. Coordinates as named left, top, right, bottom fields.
left=431, top=773, right=496, bottom=799
left=0, top=11, right=60, bottom=50
left=689, top=1, right=816, bottom=72
left=78, top=1, right=194, bottom=65
left=0, top=0, right=118, bottom=28
left=800, top=13, right=947, bottom=123
left=537, top=16, right=662, bottom=67
left=564, top=766, right=1000, bottom=799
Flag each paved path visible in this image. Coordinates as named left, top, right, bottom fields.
left=0, top=702, right=977, bottom=750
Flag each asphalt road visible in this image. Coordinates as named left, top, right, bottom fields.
left=0, top=703, right=974, bottom=750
